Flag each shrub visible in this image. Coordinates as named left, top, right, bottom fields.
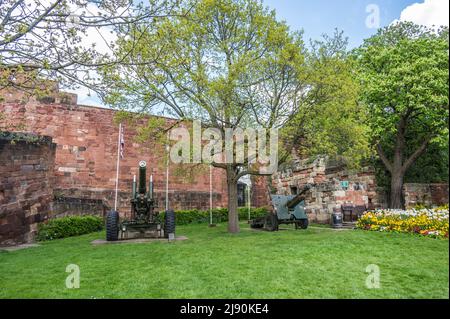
left=37, top=215, right=103, bottom=241
left=356, top=207, right=449, bottom=239
left=159, top=207, right=268, bottom=225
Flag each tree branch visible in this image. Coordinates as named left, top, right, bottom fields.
left=0, top=0, right=63, bottom=46
left=0, top=0, right=24, bottom=29
left=402, top=137, right=431, bottom=173
left=236, top=169, right=273, bottom=180
left=376, top=143, right=393, bottom=173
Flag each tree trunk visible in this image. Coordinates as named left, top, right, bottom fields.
left=390, top=169, right=404, bottom=209
left=381, top=136, right=429, bottom=210
left=376, top=115, right=430, bottom=209
left=389, top=127, right=405, bottom=209
left=226, top=165, right=240, bottom=233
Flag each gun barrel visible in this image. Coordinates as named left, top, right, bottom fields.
left=138, top=165, right=146, bottom=194
left=286, top=194, right=305, bottom=209
left=132, top=175, right=137, bottom=199
left=149, top=174, right=153, bottom=199
left=286, top=184, right=312, bottom=208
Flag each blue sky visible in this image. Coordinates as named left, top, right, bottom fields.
left=76, top=0, right=449, bottom=106
left=263, top=0, right=421, bottom=48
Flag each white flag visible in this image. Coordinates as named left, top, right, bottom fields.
left=120, top=125, right=125, bottom=158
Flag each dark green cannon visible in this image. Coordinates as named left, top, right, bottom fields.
left=250, top=184, right=312, bottom=231
left=105, top=160, right=175, bottom=241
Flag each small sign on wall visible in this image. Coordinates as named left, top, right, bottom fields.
left=340, top=181, right=349, bottom=190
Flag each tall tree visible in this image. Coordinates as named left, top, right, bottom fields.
left=355, top=22, right=449, bottom=208
left=101, top=0, right=307, bottom=233
left=101, top=0, right=370, bottom=233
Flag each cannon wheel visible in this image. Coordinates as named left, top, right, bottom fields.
left=164, top=209, right=176, bottom=237
left=264, top=213, right=279, bottom=231
left=295, top=219, right=309, bottom=230
left=106, top=210, right=119, bottom=241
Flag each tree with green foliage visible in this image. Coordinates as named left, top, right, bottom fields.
left=355, top=22, right=449, bottom=209
left=101, top=0, right=309, bottom=233
left=281, top=30, right=369, bottom=168
left=101, top=0, right=370, bottom=233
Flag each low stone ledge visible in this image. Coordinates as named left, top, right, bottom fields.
left=91, top=236, right=188, bottom=245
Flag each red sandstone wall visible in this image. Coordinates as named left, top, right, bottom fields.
left=0, top=101, right=229, bottom=213
left=0, top=135, right=56, bottom=245
left=251, top=176, right=270, bottom=208
left=403, top=183, right=449, bottom=208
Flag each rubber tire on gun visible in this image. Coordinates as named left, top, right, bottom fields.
left=264, top=213, right=279, bottom=231
left=164, top=209, right=176, bottom=237
left=106, top=210, right=119, bottom=241
left=296, top=219, right=308, bottom=229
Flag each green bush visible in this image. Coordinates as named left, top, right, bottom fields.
left=37, top=215, right=103, bottom=241
left=159, top=207, right=268, bottom=225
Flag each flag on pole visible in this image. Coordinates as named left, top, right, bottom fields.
left=119, top=125, right=125, bottom=159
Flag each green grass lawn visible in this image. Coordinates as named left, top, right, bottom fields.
left=0, top=222, right=448, bottom=299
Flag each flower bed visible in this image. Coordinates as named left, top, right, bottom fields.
left=356, top=205, right=449, bottom=238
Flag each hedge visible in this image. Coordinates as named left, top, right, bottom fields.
left=160, top=207, right=269, bottom=225
left=37, top=215, right=103, bottom=241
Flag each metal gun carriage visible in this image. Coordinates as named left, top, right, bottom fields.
left=105, top=160, right=175, bottom=241
left=250, top=184, right=312, bottom=231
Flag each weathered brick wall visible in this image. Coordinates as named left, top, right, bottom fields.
left=403, top=183, right=449, bottom=208
left=0, top=134, right=56, bottom=245
left=1, top=97, right=228, bottom=216
left=250, top=176, right=270, bottom=208
left=52, top=196, right=109, bottom=218
left=272, top=158, right=383, bottom=223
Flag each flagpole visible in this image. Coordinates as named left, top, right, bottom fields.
left=114, top=123, right=122, bottom=211
left=209, top=164, right=213, bottom=225
left=248, top=182, right=251, bottom=220
left=165, top=132, right=170, bottom=211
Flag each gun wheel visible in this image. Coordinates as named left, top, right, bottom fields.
left=296, top=219, right=309, bottom=230
left=106, top=210, right=119, bottom=241
left=264, top=213, right=279, bottom=231
left=164, top=209, right=176, bottom=237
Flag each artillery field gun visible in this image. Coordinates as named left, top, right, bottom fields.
left=250, top=184, right=312, bottom=231
left=105, top=160, right=175, bottom=241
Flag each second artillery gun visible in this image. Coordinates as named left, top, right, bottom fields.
left=105, top=160, right=175, bottom=241
left=250, top=184, right=312, bottom=231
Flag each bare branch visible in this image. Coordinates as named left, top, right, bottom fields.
left=0, top=0, right=63, bottom=46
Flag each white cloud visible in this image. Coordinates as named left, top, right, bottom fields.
left=396, top=0, right=449, bottom=27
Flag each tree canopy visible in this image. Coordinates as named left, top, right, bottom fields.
left=355, top=22, right=449, bottom=208
left=281, top=30, right=369, bottom=168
